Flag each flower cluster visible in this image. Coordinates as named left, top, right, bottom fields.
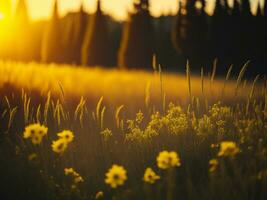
left=157, top=151, right=181, bottom=169
left=23, top=123, right=48, bottom=145
left=218, top=141, right=240, bottom=157
left=100, top=128, right=113, bottom=141
left=52, top=130, right=74, bottom=154
left=164, top=104, right=189, bottom=135
left=64, top=168, right=84, bottom=184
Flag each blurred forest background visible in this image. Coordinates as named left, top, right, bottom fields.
left=0, top=0, right=266, bottom=76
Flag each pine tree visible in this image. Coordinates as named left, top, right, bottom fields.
left=196, top=0, right=208, bottom=61
left=223, top=0, right=230, bottom=13
left=41, top=0, right=63, bottom=63
left=81, top=0, right=112, bottom=67
left=229, top=0, right=242, bottom=64
left=74, top=4, right=88, bottom=64
left=172, top=0, right=208, bottom=69
left=118, top=0, right=154, bottom=69
left=240, top=0, right=253, bottom=60
left=211, top=0, right=230, bottom=61
left=172, top=0, right=183, bottom=54
left=240, top=0, right=251, bottom=16
left=64, top=4, right=88, bottom=64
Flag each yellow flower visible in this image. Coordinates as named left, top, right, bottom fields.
left=64, top=168, right=76, bottom=176
left=23, top=124, right=48, bottom=145
left=95, top=191, right=104, bottom=199
left=105, top=165, right=127, bottom=188
left=157, top=151, right=181, bottom=169
left=31, top=135, right=42, bottom=145
left=74, top=176, right=84, bottom=184
left=209, top=159, right=219, bottom=173
left=218, top=141, right=240, bottom=157
left=57, top=130, right=74, bottom=143
left=143, top=168, right=160, bottom=184
left=100, top=128, right=113, bottom=141
left=64, top=168, right=84, bottom=184
left=51, top=138, right=68, bottom=154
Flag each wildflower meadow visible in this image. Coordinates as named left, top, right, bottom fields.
left=0, top=61, right=267, bottom=200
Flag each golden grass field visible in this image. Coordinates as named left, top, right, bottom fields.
left=1, top=61, right=267, bottom=200
left=0, top=60, right=263, bottom=111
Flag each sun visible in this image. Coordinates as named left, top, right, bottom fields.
left=0, top=12, right=4, bottom=20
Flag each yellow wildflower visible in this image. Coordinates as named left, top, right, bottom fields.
left=74, top=176, right=84, bottom=184
left=105, top=165, right=127, bottom=188
left=100, top=128, right=112, bottom=141
left=64, top=168, right=84, bottom=184
left=51, top=138, right=68, bottom=154
left=157, top=151, right=181, bottom=169
left=218, top=141, right=240, bottom=157
left=64, top=168, right=76, bottom=176
left=209, top=159, right=219, bottom=173
left=23, top=123, right=48, bottom=145
left=57, top=130, right=74, bottom=143
left=143, top=168, right=160, bottom=184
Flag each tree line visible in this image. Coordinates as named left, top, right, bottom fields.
left=0, top=0, right=266, bottom=75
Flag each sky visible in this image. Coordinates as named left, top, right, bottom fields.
left=7, top=0, right=263, bottom=21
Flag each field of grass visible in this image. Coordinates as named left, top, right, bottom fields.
left=0, top=60, right=267, bottom=200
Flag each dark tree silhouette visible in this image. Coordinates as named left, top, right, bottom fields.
left=172, top=0, right=183, bottom=54
left=229, top=0, right=242, bottom=64
left=81, top=0, right=112, bottom=67
left=172, top=0, right=208, bottom=70
left=240, top=0, right=253, bottom=61
left=254, top=2, right=264, bottom=64
left=210, top=0, right=231, bottom=65
left=41, top=0, right=63, bottom=63
left=63, top=4, right=88, bottom=64
left=118, top=0, right=155, bottom=69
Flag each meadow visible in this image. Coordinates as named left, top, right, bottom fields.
left=0, top=60, right=267, bottom=200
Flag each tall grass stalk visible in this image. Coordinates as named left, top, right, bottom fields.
left=211, top=59, right=217, bottom=85
left=36, top=104, right=41, bottom=123
left=23, top=94, right=31, bottom=125
left=44, top=91, right=51, bottom=125
left=235, top=61, right=249, bottom=97
left=222, top=65, right=233, bottom=99
left=159, top=64, right=165, bottom=114
left=186, top=61, right=192, bottom=105
left=145, top=81, right=151, bottom=109
left=246, top=75, right=260, bottom=115
left=201, top=67, right=204, bottom=97
left=100, top=106, right=106, bottom=130
left=96, top=96, right=104, bottom=127
left=115, top=105, right=124, bottom=129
